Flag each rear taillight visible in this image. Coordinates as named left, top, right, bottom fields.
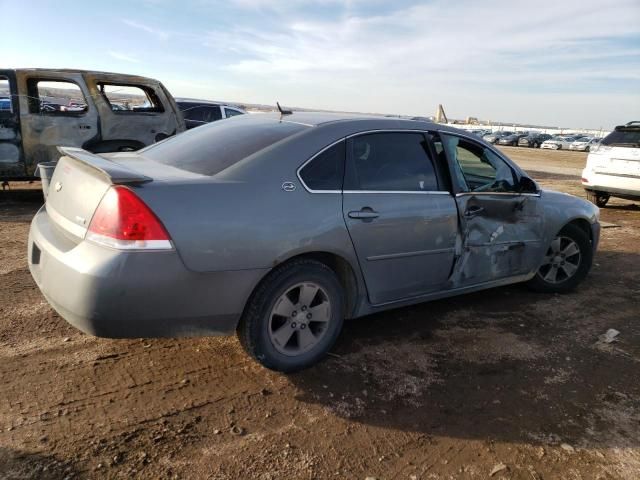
left=86, top=186, right=172, bottom=250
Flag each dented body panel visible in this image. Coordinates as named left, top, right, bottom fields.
left=27, top=113, right=599, bottom=338
left=0, top=68, right=185, bottom=179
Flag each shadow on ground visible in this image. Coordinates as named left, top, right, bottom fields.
left=0, top=447, right=83, bottom=480
left=288, top=250, right=640, bottom=449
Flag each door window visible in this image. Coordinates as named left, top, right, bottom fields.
left=345, top=132, right=440, bottom=191
left=0, top=77, right=12, bottom=113
left=299, top=141, right=345, bottom=191
left=27, top=79, right=88, bottom=115
left=98, top=83, right=164, bottom=113
left=441, top=134, right=516, bottom=192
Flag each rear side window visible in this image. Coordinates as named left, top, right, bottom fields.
left=98, top=83, right=164, bottom=113
left=601, top=128, right=640, bottom=147
left=181, top=105, right=222, bottom=122
left=141, top=116, right=307, bottom=176
left=27, top=79, right=88, bottom=114
left=300, top=141, right=345, bottom=191
left=224, top=108, right=244, bottom=118
left=345, top=132, right=439, bottom=191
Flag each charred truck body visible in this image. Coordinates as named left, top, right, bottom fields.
left=0, top=69, right=185, bottom=180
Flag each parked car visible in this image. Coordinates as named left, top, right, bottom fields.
left=0, top=68, right=185, bottom=180
left=582, top=121, right=640, bottom=207
left=497, top=132, right=529, bottom=146
left=541, top=136, right=576, bottom=150
left=28, top=113, right=600, bottom=372
left=569, top=137, right=599, bottom=152
left=483, top=131, right=513, bottom=144
left=176, top=98, right=246, bottom=129
left=518, top=133, right=552, bottom=148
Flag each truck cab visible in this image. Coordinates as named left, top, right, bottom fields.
left=0, top=68, right=186, bottom=180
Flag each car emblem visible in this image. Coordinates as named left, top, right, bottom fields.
left=281, top=181, right=296, bottom=192
left=54, top=182, right=62, bottom=192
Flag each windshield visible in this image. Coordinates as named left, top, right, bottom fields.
left=141, top=115, right=308, bottom=176
left=601, top=128, right=640, bottom=147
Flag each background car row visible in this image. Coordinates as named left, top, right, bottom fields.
left=476, top=130, right=601, bottom=151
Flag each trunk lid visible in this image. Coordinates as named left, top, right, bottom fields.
left=45, top=147, right=153, bottom=240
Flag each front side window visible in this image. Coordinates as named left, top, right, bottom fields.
left=299, top=141, right=345, bottom=191
left=98, top=83, right=164, bottom=113
left=27, top=79, right=88, bottom=114
left=345, top=132, right=439, bottom=191
left=441, top=134, right=516, bottom=192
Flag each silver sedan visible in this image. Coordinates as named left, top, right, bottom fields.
left=28, top=113, right=600, bottom=371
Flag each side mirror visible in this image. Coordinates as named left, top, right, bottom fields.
left=518, top=176, right=538, bottom=194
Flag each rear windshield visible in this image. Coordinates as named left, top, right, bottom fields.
left=141, top=115, right=308, bottom=175
left=601, top=128, right=640, bottom=147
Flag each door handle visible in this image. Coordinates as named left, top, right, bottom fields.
left=348, top=209, right=379, bottom=219
left=78, top=124, right=92, bottom=130
left=464, top=206, right=485, bottom=218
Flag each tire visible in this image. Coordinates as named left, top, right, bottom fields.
left=526, top=223, right=593, bottom=293
left=586, top=190, right=610, bottom=207
left=237, top=259, right=345, bottom=372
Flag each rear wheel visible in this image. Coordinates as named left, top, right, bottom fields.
left=586, top=190, right=610, bottom=207
left=237, top=259, right=344, bottom=372
left=527, top=224, right=592, bottom=293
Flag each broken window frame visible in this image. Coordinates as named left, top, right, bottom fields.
left=26, top=78, right=89, bottom=116
left=97, top=82, right=165, bottom=114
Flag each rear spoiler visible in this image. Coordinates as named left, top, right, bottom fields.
left=57, top=146, right=152, bottom=184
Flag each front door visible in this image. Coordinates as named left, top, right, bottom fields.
left=439, top=133, right=545, bottom=286
left=17, top=72, right=99, bottom=175
left=342, top=131, right=459, bottom=305
left=0, top=70, right=24, bottom=178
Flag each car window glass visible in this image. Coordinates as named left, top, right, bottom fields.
left=601, top=129, right=640, bottom=147
left=345, top=132, right=439, bottom=191
left=441, top=134, right=516, bottom=192
left=98, top=83, right=164, bottom=113
left=27, top=79, right=88, bottom=114
left=225, top=108, right=243, bottom=118
left=300, top=141, right=345, bottom=191
left=141, top=114, right=307, bottom=176
left=0, top=77, right=12, bottom=113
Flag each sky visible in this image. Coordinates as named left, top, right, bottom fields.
left=3, top=0, right=639, bottom=129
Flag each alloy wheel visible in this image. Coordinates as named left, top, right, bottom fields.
left=268, top=282, right=332, bottom=356
left=537, top=236, right=582, bottom=284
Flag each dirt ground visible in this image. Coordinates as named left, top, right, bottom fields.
left=1, top=147, right=639, bottom=480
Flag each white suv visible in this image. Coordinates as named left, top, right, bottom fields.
left=582, top=121, right=640, bottom=207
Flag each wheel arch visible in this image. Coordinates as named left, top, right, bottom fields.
left=242, top=251, right=363, bottom=323
left=564, top=217, right=594, bottom=244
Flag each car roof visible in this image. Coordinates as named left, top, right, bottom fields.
left=249, top=111, right=445, bottom=130
left=8, top=68, right=158, bottom=83
left=175, top=98, right=244, bottom=108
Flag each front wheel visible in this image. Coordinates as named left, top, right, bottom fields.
left=527, top=224, right=593, bottom=293
left=237, top=259, right=345, bottom=372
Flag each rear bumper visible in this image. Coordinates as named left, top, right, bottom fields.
left=28, top=207, right=268, bottom=338
left=581, top=169, right=640, bottom=199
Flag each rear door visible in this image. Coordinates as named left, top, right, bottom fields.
left=342, top=131, right=458, bottom=305
left=88, top=78, right=181, bottom=146
left=439, top=132, right=545, bottom=285
left=0, top=70, right=24, bottom=177
left=17, top=71, right=99, bottom=175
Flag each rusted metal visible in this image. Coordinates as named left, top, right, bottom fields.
left=0, top=68, right=186, bottom=179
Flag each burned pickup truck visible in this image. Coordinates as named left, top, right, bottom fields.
left=0, top=69, right=185, bottom=180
